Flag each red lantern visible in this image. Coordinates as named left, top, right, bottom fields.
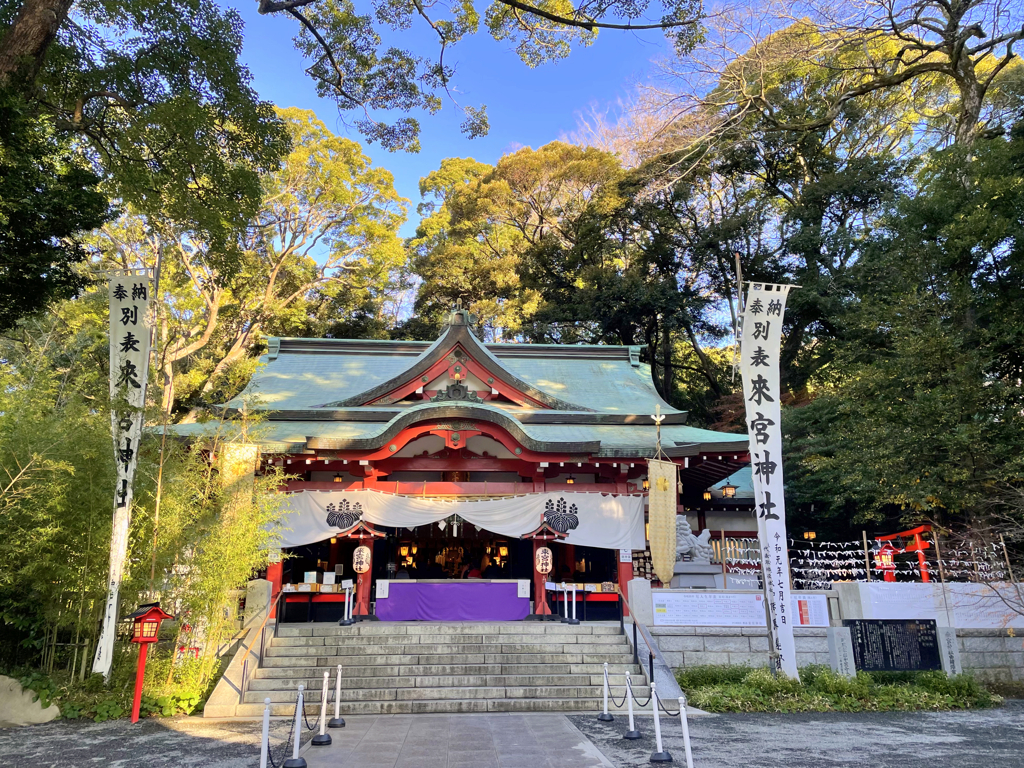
left=875, top=542, right=899, bottom=582
left=126, top=603, right=173, bottom=723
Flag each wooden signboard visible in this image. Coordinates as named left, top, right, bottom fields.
left=842, top=619, right=941, bottom=672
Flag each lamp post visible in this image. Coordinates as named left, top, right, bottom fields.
left=127, top=603, right=173, bottom=723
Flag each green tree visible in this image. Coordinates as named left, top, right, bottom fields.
left=95, top=107, right=407, bottom=419
left=0, top=0, right=287, bottom=330
left=406, top=143, right=619, bottom=340
left=785, top=123, right=1024, bottom=532
left=1, top=0, right=704, bottom=155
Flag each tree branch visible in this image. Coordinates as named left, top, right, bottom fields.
left=495, top=0, right=700, bottom=32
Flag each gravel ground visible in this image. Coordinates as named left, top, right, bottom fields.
left=569, top=699, right=1024, bottom=768
left=2, top=702, right=1022, bottom=768
left=0, top=716, right=301, bottom=768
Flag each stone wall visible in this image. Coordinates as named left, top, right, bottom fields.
left=957, top=628, right=1024, bottom=683
left=650, top=625, right=1024, bottom=682
left=650, top=626, right=829, bottom=669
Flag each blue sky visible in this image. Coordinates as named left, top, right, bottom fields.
left=225, top=2, right=674, bottom=235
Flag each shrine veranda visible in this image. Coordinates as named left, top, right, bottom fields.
left=166, top=309, right=753, bottom=622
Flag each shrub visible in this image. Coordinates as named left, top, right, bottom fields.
left=676, top=664, right=1001, bottom=713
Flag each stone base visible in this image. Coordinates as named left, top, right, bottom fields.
left=670, top=563, right=721, bottom=589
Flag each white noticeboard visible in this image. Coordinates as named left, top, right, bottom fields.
left=794, top=595, right=830, bottom=627
left=653, top=592, right=767, bottom=627
left=652, top=592, right=831, bottom=628
left=620, top=548, right=633, bottom=563
left=517, top=580, right=530, bottom=598
left=376, top=580, right=390, bottom=599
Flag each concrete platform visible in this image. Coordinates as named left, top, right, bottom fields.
left=298, top=713, right=615, bottom=768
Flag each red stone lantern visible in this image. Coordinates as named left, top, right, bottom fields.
left=874, top=542, right=899, bottom=582
left=126, top=603, right=173, bottom=723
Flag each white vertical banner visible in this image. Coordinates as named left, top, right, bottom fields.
left=94, top=272, right=153, bottom=678
left=739, top=282, right=799, bottom=679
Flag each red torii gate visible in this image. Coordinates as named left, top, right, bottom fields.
left=877, top=524, right=933, bottom=583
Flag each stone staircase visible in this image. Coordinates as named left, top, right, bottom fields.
left=239, top=621, right=648, bottom=716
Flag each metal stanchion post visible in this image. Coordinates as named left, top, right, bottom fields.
left=312, top=672, right=331, bottom=746
left=598, top=662, right=614, bottom=721
left=259, top=698, right=271, bottom=768
left=328, top=663, right=345, bottom=728
left=623, top=673, right=641, bottom=739
left=560, top=583, right=570, bottom=623
left=650, top=682, right=672, bottom=763
left=339, top=587, right=354, bottom=626
left=678, top=696, right=694, bottom=768
left=283, top=684, right=307, bottom=768
left=567, top=584, right=579, bottom=625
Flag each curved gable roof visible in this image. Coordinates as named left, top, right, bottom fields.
left=315, top=310, right=593, bottom=412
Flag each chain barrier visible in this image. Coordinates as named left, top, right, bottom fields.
left=604, top=667, right=628, bottom=709
left=657, top=696, right=681, bottom=718
left=625, top=676, right=651, bottom=708
left=303, top=700, right=319, bottom=732
left=267, top=710, right=295, bottom=768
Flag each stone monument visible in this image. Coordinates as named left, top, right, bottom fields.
left=670, top=517, right=722, bottom=588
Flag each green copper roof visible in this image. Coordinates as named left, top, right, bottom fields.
left=229, top=336, right=672, bottom=416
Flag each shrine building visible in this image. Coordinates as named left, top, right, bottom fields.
left=174, top=308, right=751, bottom=622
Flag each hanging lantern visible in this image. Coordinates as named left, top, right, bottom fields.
left=721, top=482, right=737, bottom=498
left=566, top=475, right=575, bottom=485
left=535, top=547, right=553, bottom=574
left=353, top=545, right=372, bottom=574
left=333, top=473, right=343, bottom=483
left=499, top=546, right=508, bottom=557
left=642, top=477, right=650, bottom=491
left=702, top=490, right=712, bottom=501
left=400, top=546, right=409, bottom=557
left=411, top=544, right=418, bottom=555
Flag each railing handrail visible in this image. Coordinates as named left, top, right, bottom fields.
left=618, top=592, right=657, bottom=650
left=238, top=592, right=278, bottom=669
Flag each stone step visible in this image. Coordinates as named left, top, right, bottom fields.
left=275, top=623, right=621, bottom=638
left=254, top=662, right=643, bottom=679
left=264, top=641, right=628, bottom=657
left=272, top=633, right=627, bottom=647
left=235, top=697, right=612, bottom=717
left=261, top=652, right=632, bottom=668
left=247, top=673, right=645, bottom=691
left=245, top=683, right=634, bottom=704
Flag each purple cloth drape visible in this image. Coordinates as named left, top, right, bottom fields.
left=375, top=582, right=529, bottom=621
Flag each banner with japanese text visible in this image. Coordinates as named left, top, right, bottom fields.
left=94, top=273, right=153, bottom=678
left=739, top=282, right=799, bottom=679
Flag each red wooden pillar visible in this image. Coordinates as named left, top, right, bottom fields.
left=617, top=556, right=634, bottom=617
left=267, top=559, right=283, bottom=618
left=913, top=532, right=931, bottom=583
left=354, top=548, right=372, bottom=617
left=532, top=539, right=553, bottom=617
left=344, top=522, right=384, bottom=618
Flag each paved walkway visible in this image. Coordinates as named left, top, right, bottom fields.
left=300, top=714, right=613, bottom=768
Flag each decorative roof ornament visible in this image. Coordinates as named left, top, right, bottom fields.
left=447, top=299, right=478, bottom=328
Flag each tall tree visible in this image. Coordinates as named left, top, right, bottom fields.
left=785, top=121, right=1024, bottom=531
left=96, top=107, right=407, bottom=419
left=407, top=143, right=619, bottom=340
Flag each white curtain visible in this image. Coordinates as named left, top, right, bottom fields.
left=273, top=490, right=645, bottom=550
